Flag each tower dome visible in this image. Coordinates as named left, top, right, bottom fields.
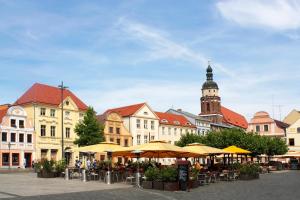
left=202, top=64, right=218, bottom=90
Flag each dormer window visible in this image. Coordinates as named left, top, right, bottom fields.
left=161, top=119, right=168, bottom=123
left=186, top=122, right=191, bottom=126
left=174, top=121, right=180, bottom=125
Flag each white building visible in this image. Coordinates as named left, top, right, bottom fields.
left=166, top=108, right=211, bottom=135
left=0, top=105, right=35, bottom=168
left=104, top=103, right=159, bottom=146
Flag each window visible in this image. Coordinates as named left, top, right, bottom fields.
left=19, top=120, right=24, bottom=128
left=174, top=121, right=180, bottom=125
left=117, top=139, right=120, bottom=145
left=50, top=109, right=56, bottom=117
left=116, top=128, right=120, bottom=134
left=66, top=128, right=70, bottom=138
left=144, top=135, right=148, bottom=143
left=124, top=139, right=128, bottom=147
left=41, top=125, right=46, bottom=136
left=110, top=138, right=114, bottom=142
left=2, top=132, right=7, bottom=142
left=297, top=127, right=300, bottom=133
left=207, top=103, right=210, bottom=112
left=144, top=111, right=148, bottom=115
left=162, top=127, right=165, bottom=135
left=65, top=101, right=70, bottom=106
left=51, top=126, right=56, bottom=137
left=10, top=119, right=16, bottom=128
left=19, top=133, right=24, bottom=143
left=289, top=138, right=295, bottom=146
left=137, top=135, right=141, bottom=145
left=174, top=128, right=177, bottom=135
left=109, top=127, right=113, bottom=134
left=168, top=127, right=171, bottom=135
left=180, top=129, right=183, bottom=136
left=264, top=125, right=269, bottom=132
left=255, top=125, right=260, bottom=132
left=2, top=153, right=9, bottom=166
left=40, top=108, right=46, bottom=116
left=136, top=119, right=141, bottom=129
left=65, top=111, right=70, bottom=117
left=11, top=133, right=16, bottom=142
left=27, top=134, right=32, bottom=143
left=151, top=121, right=155, bottom=130
left=144, top=120, right=148, bottom=129
left=151, top=135, right=155, bottom=141
left=12, top=153, right=19, bottom=166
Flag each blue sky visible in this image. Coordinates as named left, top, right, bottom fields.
left=0, top=0, right=300, bottom=120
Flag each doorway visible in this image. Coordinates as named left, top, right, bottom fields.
left=24, top=153, right=32, bottom=168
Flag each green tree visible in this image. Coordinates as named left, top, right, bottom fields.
left=175, top=132, right=204, bottom=147
left=74, top=107, right=105, bottom=147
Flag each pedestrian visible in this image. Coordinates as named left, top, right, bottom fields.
left=87, top=159, right=91, bottom=170
left=23, top=158, right=27, bottom=169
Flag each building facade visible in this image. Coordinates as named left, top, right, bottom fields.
left=285, top=118, right=300, bottom=152
left=199, top=64, right=248, bottom=130
left=14, top=83, right=87, bottom=164
left=248, top=111, right=288, bottom=138
left=104, top=103, right=159, bottom=146
left=166, top=108, right=210, bottom=135
left=155, top=112, right=197, bottom=145
left=0, top=105, right=35, bottom=168
left=97, top=111, right=133, bottom=147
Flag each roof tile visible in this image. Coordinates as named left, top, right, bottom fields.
left=221, top=106, right=248, bottom=129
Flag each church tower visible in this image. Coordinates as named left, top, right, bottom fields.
left=200, top=63, right=223, bottom=123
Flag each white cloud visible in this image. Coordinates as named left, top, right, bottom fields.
left=216, top=0, right=300, bottom=30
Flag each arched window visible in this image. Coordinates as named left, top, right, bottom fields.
left=207, top=103, right=210, bottom=112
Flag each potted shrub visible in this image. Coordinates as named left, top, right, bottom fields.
left=37, top=159, right=56, bottom=178
left=153, top=170, right=164, bottom=190
left=190, top=168, right=199, bottom=188
left=143, top=167, right=158, bottom=189
left=239, top=163, right=260, bottom=180
left=55, top=160, right=67, bottom=177
left=162, top=167, right=178, bottom=191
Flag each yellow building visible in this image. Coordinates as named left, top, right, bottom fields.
left=15, top=83, right=88, bottom=164
left=97, top=111, right=133, bottom=162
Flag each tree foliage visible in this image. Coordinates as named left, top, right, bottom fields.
left=74, top=106, right=105, bottom=147
left=175, top=128, right=288, bottom=156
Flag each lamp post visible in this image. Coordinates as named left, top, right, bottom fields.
left=104, top=149, right=113, bottom=184
left=8, top=142, right=11, bottom=170
left=58, top=81, right=68, bottom=160
left=132, top=150, right=143, bottom=188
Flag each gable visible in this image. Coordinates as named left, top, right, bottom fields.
left=134, top=104, right=158, bottom=119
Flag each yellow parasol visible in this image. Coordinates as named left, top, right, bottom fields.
left=113, top=140, right=198, bottom=158
left=183, top=143, right=227, bottom=156
left=223, top=145, right=251, bottom=154
left=76, top=142, right=127, bottom=153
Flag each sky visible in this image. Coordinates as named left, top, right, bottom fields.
left=0, top=0, right=300, bottom=121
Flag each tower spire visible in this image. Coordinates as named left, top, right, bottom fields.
left=206, top=61, right=213, bottom=81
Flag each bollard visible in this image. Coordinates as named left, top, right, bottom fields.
left=136, top=172, right=141, bottom=187
left=82, top=169, right=87, bottom=182
left=106, top=171, right=112, bottom=184
left=65, top=168, right=69, bottom=180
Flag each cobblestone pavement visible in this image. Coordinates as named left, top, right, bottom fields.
left=1, top=171, right=300, bottom=200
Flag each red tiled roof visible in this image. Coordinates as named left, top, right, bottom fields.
left=14, top=83, right=88, bottom=111
left=0, top=105, right=9, bottom=124
left=221, top=106, right=248, bottom=129
left=104, top=103, right=145, bottom=117
left=155, top=112, right=196, bottom=128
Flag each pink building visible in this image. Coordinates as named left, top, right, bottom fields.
left=248, top=111, right=289, bottom=138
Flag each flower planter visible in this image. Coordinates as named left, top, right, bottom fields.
left=190, top=180, right=199, bottom=188
left=37, top=170, right=56, bottom=178
left=164, top=182, right=178, bottom=191
left=142, top=181, right=153, bottom=189
left=239, top=173, right=259, bottom=180
left=153, top=181, right=164, bottom=190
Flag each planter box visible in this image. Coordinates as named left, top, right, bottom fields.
left=190, top=180, right=199, bottom=188
left=239, top=173, right=259, bottom=180
left=37, top=170, right=56, bottom=178
left=142, top=181, right=153, bottom=189
left=164, top=182, right=178, bottom=191
left=153, top=181, right=164, bottom=190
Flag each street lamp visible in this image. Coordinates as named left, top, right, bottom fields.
left=58, top=81, right=68, bottom=160
left=8, top=142, right=11, bottom=170
left=132, top=150, right=143, bottom=188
